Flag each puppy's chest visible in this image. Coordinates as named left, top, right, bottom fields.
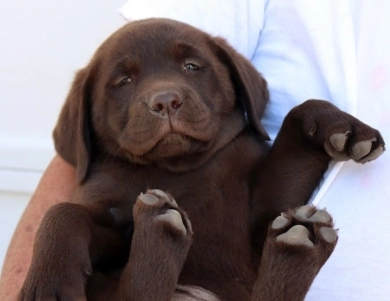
left=81, top=154, right=255, bottom=230
left=79, top=134, right=265, bottom=234
left=125, top=163, right=251, bottom=221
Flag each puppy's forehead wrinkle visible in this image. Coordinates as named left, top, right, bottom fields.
left=100, top=23, right=211, bottom=71
left=170, top=42, right=209, bottom=62
left=109, top=58, right=140, bottom=80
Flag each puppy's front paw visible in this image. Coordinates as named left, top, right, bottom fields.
left=18, top=259, right=89, bottom=301
left=134, top=189, right=192, bottom=238
left=125, top=189, right=192, bottom=291
left=322, top=124, right=385, bottom=163
left=18, top=203, right=92, bottom=301
left=297, top=100, right=385, bottom=163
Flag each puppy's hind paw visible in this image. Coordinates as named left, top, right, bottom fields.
left=269, top=205, right=338, bottom=255
left=256, top=206, right=338, bottom=300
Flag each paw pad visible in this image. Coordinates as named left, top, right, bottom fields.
left=352, top=139, right=376, bottom=161
left=295, top=205, right=316, bottom=219
left=276, top=225, right=314, bottom=248
left=308, top=210, right=331, bottom=223
left=156, top=209, right=187, bottom=236
left=272, top=205, right=338, bottom=249
left=319, top=227, right=338, bottom=243
left=358, top=143, right=385, bottom=163
left=271, top=215, right=289, bottom=230
left=329, top=132, right=350, bottom=152
left=139, top=193, right=160, bottom=205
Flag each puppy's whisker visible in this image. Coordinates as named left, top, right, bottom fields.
left=110, top=146, right=122, bottom=163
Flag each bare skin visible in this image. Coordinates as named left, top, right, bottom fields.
left=0, top=155, right=76, bottom=301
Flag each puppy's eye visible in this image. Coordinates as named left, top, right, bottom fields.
left=117, top=77, right=132, bottom=86
left=184, top=63, right=200, bottom=71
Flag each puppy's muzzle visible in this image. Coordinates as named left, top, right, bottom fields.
left=147, top=90, right=183, bottom=116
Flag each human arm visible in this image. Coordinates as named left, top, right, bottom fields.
left=0, top=154, right=77, bottom=301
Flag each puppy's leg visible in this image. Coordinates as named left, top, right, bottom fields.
left=251, top=99, right=384, bottom=249
left=251, top=206, right=338, bottom=301
left=115, top=189, right=193, bottom=301
left=18, top=202, right=124, bottom=301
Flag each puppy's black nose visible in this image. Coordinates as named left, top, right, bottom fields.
left=148, top=91, right=183, bottom=115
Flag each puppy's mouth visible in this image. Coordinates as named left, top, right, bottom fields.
left=144, top=133, right=209, bottom=159
left=118, top=111, right=217, bottom=161
left=114, top=108, right=246, bottom=171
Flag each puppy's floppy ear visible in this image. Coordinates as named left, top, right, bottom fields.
left=53, top=68, right=93, bottom=183
left=211, top=37, right=270, bottom=140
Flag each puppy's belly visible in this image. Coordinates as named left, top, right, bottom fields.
left=173, top=285, right=220, bottom=301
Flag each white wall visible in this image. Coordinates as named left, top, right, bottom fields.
left=0, top=0, right=127, bottom=272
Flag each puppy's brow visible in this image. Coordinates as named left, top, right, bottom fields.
left=171, top=42, right=204, bottom=61
left=110, top=59, right=140, bottom=76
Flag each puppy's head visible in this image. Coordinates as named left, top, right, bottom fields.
left=54, top=18, right=269, bottom=183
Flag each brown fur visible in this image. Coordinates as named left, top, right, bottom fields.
left=19, top=19, right=384, bottom=301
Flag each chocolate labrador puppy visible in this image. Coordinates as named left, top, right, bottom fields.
left=19, top=18, right=385, bottom=301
